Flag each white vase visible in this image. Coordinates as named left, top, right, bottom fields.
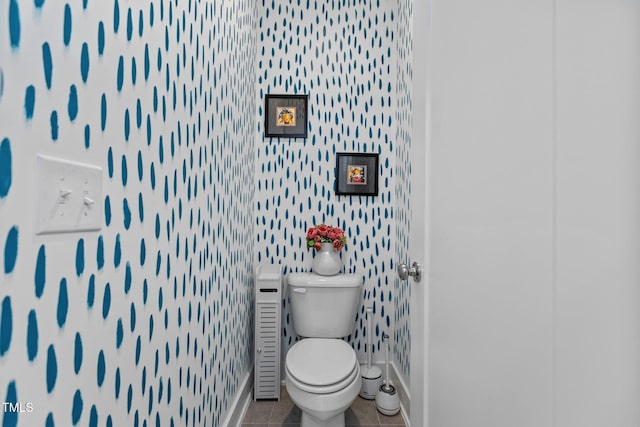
left=312, top=243, right=342, bottom=276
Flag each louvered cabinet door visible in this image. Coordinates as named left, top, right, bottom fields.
left=254, top=302, right=280, bottom=399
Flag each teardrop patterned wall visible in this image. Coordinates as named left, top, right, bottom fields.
left=255, top=0, right=402, bottom=367
left=0, top=1, right=256, bottom=427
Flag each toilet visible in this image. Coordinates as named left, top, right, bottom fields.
left=286, top=272, right=363, bottom=427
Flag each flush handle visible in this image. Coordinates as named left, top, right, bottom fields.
left=398, top=262, right=423, bottom=283
left=292, top=288, right=307, bottom=294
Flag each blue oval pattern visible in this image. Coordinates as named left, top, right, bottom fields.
left=0, top=138, right=12, bottom=198
left=68, top=84, right=78, bottom=121
left=42, top=42, right=53, bottom=89
left=8, top=0, right=20, bottom=48
left=80, top=42, right=90, bottom=83
left=63, top=4, right=72, bottom=46
left=75, top=238, right=85, bottom=276
left=71, top=389, right=83, bottom=425
left=102, top=283, right=111, bottom=320
left=74, top=332, right=83, bottom=374
left=4, top=226, right=18, bottom=274
left=26, top=310, right=38, bottom=361
left=56, top=278, right=68, bottom=328
left=87, top=274, right=96, bottom=308
left=24, top=85, right=35, bottom=120
left=97, top=350, right=106, bottom=387
left=46, top=344, right=57, bottom=393
left=4, top=381, right=18, bottom=427
left=0, top=297, right=12, bottom=357
left=49, top=110, right=59, bottom=140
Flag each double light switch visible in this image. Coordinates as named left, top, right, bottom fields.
left=36, top=154, right=103, bottom=234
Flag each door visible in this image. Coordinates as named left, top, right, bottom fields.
left=409, top=2, right=640, bottom=427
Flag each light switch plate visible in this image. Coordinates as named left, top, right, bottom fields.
left=36, top=154, right=103, bottom=234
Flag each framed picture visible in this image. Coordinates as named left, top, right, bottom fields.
left=264, top=94, right=308, bottom=138
left=335, top=152, right=379, bottom=196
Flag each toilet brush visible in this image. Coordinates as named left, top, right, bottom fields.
left=375, top=333, right=400, bottom=416
left=359, top=307, right=382, bottom=399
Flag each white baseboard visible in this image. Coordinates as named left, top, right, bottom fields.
left=388, top=361, right=411, bottom=426
left=220, top=367, right=254, bottom=427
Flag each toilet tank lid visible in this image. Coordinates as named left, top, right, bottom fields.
left=288, top=272, right=362, bottom=288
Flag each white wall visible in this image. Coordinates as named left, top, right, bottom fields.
left=427, top=1, right=640, bottom=426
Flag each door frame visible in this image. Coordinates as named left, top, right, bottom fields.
left=409, top=0, right=431, bottom=426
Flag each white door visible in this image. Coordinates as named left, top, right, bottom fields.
left=408, top=2, right=640, bottom=427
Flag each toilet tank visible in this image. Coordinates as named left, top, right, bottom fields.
left=287, top=273, right=362, bottom=338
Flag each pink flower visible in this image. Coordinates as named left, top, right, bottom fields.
left=305, top=223, right=348, bottom=251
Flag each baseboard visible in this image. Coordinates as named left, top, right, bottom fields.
left=388, top=361, right=411, bottom=426
left=220, top=367, right=254, bottom=427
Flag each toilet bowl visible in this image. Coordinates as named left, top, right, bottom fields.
left=285, top=338, right=362, bottom=427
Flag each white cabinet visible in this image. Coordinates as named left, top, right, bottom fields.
left=254, top=264, right=281, bottom=400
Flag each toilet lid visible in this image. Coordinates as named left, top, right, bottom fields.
left=286, top=339, right=358, bottom=387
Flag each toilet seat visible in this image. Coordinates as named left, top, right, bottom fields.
left=286, top=338, right=359, bottom=394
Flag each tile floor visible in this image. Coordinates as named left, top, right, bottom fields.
left=241, top=385, right=406, bottom=427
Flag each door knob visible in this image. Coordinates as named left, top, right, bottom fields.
left=398, top=261, right=423, bottom=283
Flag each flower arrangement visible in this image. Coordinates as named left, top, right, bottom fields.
left=306, top=224, right=347, bottom=251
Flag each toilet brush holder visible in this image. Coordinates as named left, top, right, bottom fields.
left=375, top=383, right=400, bottom=416
left=360, top=364, right=382, bottom=400
left=375, top=333, right=400, bottom=416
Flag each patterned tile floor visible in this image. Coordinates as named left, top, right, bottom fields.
left=241, top=385, right=406, bottom=427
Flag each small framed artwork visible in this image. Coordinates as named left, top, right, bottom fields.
left=335, top=152, right=379, bottom=196
left=264, top=94, right=308, bottom=138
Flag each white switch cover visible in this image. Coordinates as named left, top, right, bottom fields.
left=36, top=154, right=103, bottom=234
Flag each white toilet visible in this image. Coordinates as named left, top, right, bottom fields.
left=286, top=272, right=362, bottom=427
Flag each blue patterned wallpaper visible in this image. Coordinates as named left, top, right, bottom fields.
left=255, top=0, right=410, bottom=377
left=0, top=1, right=256, bottom=427
left=1, top=1, right=415, bottom=424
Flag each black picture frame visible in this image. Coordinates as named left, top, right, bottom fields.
left=335, top=152, right=379, bottom=196
left=264, top=94, right=308, bottom=138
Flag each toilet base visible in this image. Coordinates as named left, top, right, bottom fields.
left=301, top=411, right=345, bottom=427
